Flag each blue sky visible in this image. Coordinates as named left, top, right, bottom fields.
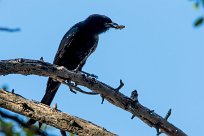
left=0, top=0, right=204, bottom=135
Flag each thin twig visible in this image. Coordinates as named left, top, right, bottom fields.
left=115, top=79, right=124, bottom=92
left=0, top=27, right=20, bottom=32
left=165, top=109, right=172, bottom=120
left=156, top=109, right=172, bottom=135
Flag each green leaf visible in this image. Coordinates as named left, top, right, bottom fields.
left=194, top=17, right=204, bottom=27
left=194, top=2, right=199, bottom=10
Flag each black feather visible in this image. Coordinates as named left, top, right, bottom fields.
left=28, top=14, right=119, bottom=126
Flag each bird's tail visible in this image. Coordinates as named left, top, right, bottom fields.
left=27, top=77, right=61, bottom=126
left=41, top=78, right=61, bottom=105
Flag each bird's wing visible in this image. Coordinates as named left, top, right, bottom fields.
left=75, top=35, right=99, bottom=71
left=87, top=35, right=99, bottom=58
left=53, top=26, right=79, bottom=64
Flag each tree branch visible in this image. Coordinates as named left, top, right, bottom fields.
left=0, top=58, right=187, bottom=136
left=0, top=27, right=20, bottom=32
left=0, top=89, right=116, bottom=136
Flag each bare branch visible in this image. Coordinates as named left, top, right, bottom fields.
left=0, top=89, right=116, bottom=136
left=115, top=79, right=124, bottom=92
left=0, top=27, right=20, bottom=32
left=165, top=109, right=172, bottom=120
left=0, top=58, right=187, bottom=136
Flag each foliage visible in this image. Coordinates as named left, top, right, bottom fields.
left=0, top=109, right=74, bottom=136
left=192, top=0, right=204, bottom=27
left=0, top=111, right=36, bottom=136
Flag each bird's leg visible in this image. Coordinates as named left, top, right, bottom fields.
left=56, top=75, right=98, bottom=95
left=54, top=76, right=77, bottom=94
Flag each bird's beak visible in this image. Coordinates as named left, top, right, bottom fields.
left=105, top=22, right=125, bottom=29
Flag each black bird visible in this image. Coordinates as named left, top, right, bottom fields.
left=28, top=14, right=124, bottom=125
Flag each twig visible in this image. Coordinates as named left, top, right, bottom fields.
left=156, top=109, right=172, bottom=135
left=130, top=90, right=138, bottom=102
left=130, top=90, right=138, bottom=119
left=11, top=89, right=15, bottom=93
left=115, top=79, right=124, bottom=92
left=80, top=71, right=98, bottom=79
left=52, top=103, right=66, bottom=136
left=40, top=57, right=44, bottom=62
left=0, top=27, right=20, bottom=32
left=165, top=109, right=172, bottom=120
left=101, top=95, right=105, bottom=104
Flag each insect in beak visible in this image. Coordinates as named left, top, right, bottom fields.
left=105, top=22, right=125, bottom=29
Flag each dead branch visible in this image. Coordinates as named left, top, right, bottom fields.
left=0, top=89, right=116, bottom=136
left=0, top=27, right=20, bottom=32
left=0, top=58, right=187, bottom=136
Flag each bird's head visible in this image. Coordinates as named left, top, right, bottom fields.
left=84, top=14, right=125, bottom=34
